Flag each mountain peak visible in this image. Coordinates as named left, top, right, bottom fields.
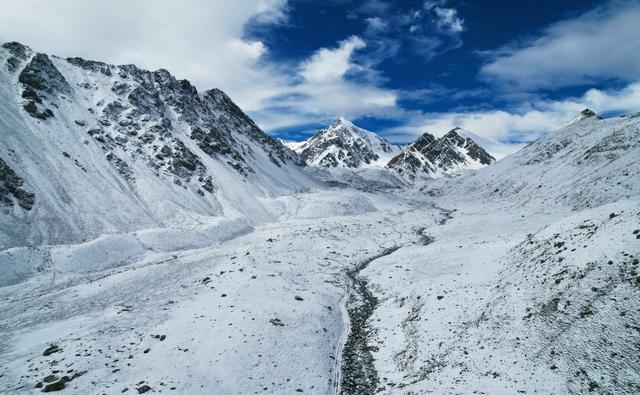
left=295, top=120, right=401, bottom=168
left=2, top=41, right=32, bottom=59
left=444, top=127, right=465, bottom=140
left=387, top=129, right=495, bottom=179
left=580, top=108, right=598, bottom=117
left=333, top=117, right=356, bottom=129
left=567, top=108, right=602, bottom=125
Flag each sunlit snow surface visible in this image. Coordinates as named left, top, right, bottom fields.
left=1, top=42, right=640, bottom=394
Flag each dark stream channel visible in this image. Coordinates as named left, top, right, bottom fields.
left=340, top=246, right=401, bottom=394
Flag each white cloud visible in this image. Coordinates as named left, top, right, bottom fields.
left=254, top=36, right=399, bottom=130
left=300, top=36, right=366, bottom=83
left=481, top=2, right=640, bottom=88
left=365, top=17, right=387, bottom=33
left=0, top=0, right=291, bottom=114
left=432, top=7, right=464, bottom=33
left=0, top=1, right=399, bottom=132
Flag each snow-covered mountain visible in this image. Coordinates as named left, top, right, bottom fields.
left=370, top=109, right=640, bottom=394
left=0, top=41, right=312, bottom=248
left=1, top=41, right=639, bottom=395
left=294, top=117, right=401, bottom=168
left=566, top=107, right=602, bottom=126
left=386, top=127, right=495, bottom=179
left=280, top=139, right=305, bottom=152
left=434, top=109, right=638, bottom=210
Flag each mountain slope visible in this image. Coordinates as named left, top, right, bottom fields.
left=295, top=118, right=401, bottom=168
left=0, top=42, right=313, bottom=248
left=387, top=127, right=495, bottom=179
left=431, top=109, right=639, bottom=210
left=362, top=110, right=640, bottom=394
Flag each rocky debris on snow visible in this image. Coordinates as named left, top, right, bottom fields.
left=17, top=52, right=72, bottom=119
left=0, top=157, right=35, bottom=210
left=341, top=247, right=401, bottom=393
left=35, top=370, right=86, bottom=392
left=42, top=344, right=61, bottom=356
left=269, top=318, right=285, bottom=327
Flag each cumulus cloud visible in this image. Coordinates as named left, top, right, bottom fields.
left=481, top=2, right=640, bottom=89
left=300, top=36, right=366, bottom=83
left=0, top=0, right=399, bottom=132
left=0, top=0, right=292, bottom=113
left=425, top=2, right=464, bottom=33
left=254, top=36, right=399, bottom=130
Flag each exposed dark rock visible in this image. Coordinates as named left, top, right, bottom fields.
left=42, top=344, right=61, bottom=356
left=42, top=374, right=58, bottom=383
left=128, top=86, right=163, bottom=116
left=2, top=41, right=30, bottom=60
left=16, top=53, right=72, bottom=119
left=42, top=379, right=66, bottom=392
left=387, top=128, right=495, bottom=179
left=23, top=101, right=54, bottom=120
left=0, top=158, right=35, bottom=210
left=105, top=152, right=135, bottom=182
left=21, top=87, right=42, bottom=103
left=18, top=53, right=72, bottom=95
left=2, top=42, right=31, bottom=72
left=66, top=57, right=112, bottom=76
left=269, top=318, right=285, bottom=327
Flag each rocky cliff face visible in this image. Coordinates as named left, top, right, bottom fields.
left=387, top=128, right=495, bottom=179
left=0, top=42, right=311, bottom=248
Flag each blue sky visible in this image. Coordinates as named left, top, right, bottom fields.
left=1, top=0, right=639, bottom=156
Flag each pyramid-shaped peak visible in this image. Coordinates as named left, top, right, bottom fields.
left=580, top=108, right=598, bottom=117
left=333, top=117, right=356, bottom=128
left=567, top=108, right=602, bottom=126
left=2, top=41, right=32, bottom=59
left=410, top=132, right=437, bottom=147
left=444, top=127, right=464, bottom=138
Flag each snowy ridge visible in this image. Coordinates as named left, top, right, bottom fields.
left=362, top=110, right=640, bottom=394
left=566, top=107, right=602, bottom=126
left=0, top=41, right=313, bottom=248
left=387, top=127, right=495, bottom=179
left=432, top=110, right=640, bottom=210
left=295, top=117, right=401, bottom=168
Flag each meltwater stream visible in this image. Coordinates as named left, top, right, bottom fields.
left=339, top=246, right=401, bottom=394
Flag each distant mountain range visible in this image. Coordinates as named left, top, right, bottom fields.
left=386, top=127, right=495, bottom=179
left=287, top=118, right=496, bottom=178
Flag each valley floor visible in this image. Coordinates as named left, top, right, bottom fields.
left=1, top=185, right=638, bottom=394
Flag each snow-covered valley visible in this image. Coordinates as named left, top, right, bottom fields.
left=1, top=41, right=639, bottom=395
